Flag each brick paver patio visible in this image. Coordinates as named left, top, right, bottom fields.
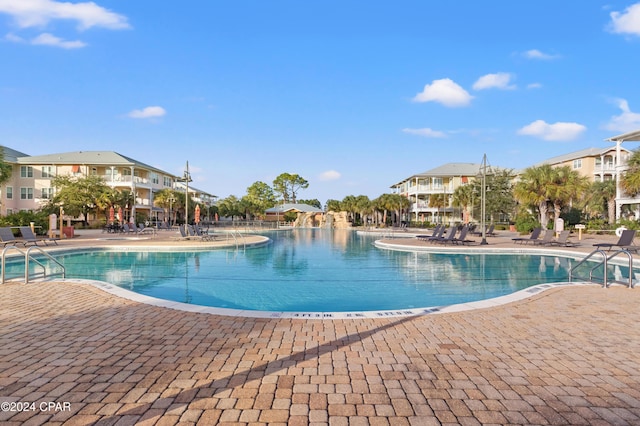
left=1, top=280, right=640, bottom=425
left=1, top=229, right=640, bottom=425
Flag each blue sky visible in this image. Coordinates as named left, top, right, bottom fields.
left=1, top=1, right=640, bottom=205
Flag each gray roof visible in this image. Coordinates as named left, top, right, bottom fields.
left=1, top=146, right=29, bottom=162
left=391, top=163, right=484, bottom=187
left=265, top=203, right=324, bottom=214
left=417, top=162, right=484, bottom=176
left=537, top=146, right=626, bottom=166
left=15, top=150, right=176, bottom=177
left=606, top=129, right=640, bottom=142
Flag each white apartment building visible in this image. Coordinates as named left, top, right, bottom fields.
left=0, top=147, right=216, bottom=224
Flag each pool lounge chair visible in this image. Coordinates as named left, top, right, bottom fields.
left=18, top=226, right=59, bottom=246
left=432, top=227, right=457, bottom=244
left=512, top=227, right=542, bottom=245
left=547, top=230, right=578, bottom=247
left=416, top=224, right=442, bottom=241
left=136, top=223, right=156, bottom=236
left=0, top=227, right=25, bottom=247
left=452, top=226, right=475, bottom=245
left=532, top=230, right=555, bottom=246
left=593, top=229, right=637, bottom=251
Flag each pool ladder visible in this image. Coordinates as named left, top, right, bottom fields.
left=1, top=245, right=65, bottom=284
left=569, top=248, right=635, bottom=288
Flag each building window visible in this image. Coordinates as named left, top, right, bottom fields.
left=163, top=176, right=173, bottom=187
left=20, top=187, right=34, bottom=200
left=20, top=166, right=33, bottom=178
left=433, top=177, right=443, bottom=189
left=42, top=166, right=55, bottom=178
left=122, top=168, right=132, bottom=176
left=6, top=187, right=12, bottom=199
left=41, top=187, right=54, bottom=199
left=71, top=165, right=81, bottom=174
left=151, top=173, right=159, bottom=184
left=573, top=159, right=582, bottom=169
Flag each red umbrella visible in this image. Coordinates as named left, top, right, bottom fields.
left=109, top=206, right=115, bottom=224
left=194, top=204, right=201, bottom=224
left=118, top=207, right=123, bottom=223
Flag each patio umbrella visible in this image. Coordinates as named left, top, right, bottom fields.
left=195, top=204, right=201, bottom=224
left=109, top=206, right=115, bottom=224
left=118, top=207, right=123, bottom=223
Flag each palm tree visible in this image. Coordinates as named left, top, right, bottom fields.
left=621, top=148, right=640, bottom=197
left=326, top=199, right=342, bottom=212
left=428, top=193, right=449, bottom=224
left=354, top=195, right=372, bottom=225
left=452, top=184, right=474, bottom=223
left=340, top=195, right=358, bottom=223
left=546, top=165, right=589, bottom=224
left=154, top=188, right=178, bottom=224
left=587, top=179, right=617, bottom=224
left=513, top=165, right=554, bottom=228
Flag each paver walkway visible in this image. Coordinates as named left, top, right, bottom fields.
left=1, top=280, right=640, bottom=425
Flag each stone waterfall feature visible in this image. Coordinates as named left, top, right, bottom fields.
left=292, top=211, right=352, bottom=228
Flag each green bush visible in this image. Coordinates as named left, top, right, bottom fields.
left=514, top=214, right=540, bottom=234
left=0, top=211, right=50, bottom=235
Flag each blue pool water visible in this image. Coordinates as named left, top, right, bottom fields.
left=16, top=229, right=578, bottom=312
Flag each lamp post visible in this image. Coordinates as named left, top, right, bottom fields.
left=480, top=154, right=488, bottom=245
left=177, top=162, right=192, bottom=230
left=168, top=194, right=176, bottom=227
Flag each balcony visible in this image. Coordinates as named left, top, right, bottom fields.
left=404, top=184, right=454, bottom=195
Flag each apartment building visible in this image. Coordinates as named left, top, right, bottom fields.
left=391, top=163, right=483, bottom=224
left=391, top=145, right=635, bottom=225
left=538, top=146, right=630, bottom=182
left=0, top=147, right=215, bottom=224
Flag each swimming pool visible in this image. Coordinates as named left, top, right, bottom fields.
left=20, top=229, right=580, bottom=312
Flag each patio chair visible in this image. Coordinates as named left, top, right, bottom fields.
left=532, top=230, right=555, bottom=246
left=547, top=230, right=578, bottom=247
left=452, top=226, right=475, bottom=245
left=512, top=227, right=542, bottom=245
left=0, top=227, right=25, bottom=247
left=136, top=223, right=156, bottom=236
left=593, top=229, right=636, bottom=251
left=416, top=224, right=442, bottom=241
left=432, top=227, right=457, bottom=244
left=122, top=223, right=136, bottom=234
left=18, top=226, right=59, bottom=246
left=424, top=225, right=446, bottom=242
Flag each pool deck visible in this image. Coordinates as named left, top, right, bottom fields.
left=1, top=228, right=640, bottom=425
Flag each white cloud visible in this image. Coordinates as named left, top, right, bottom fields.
left=523, top=49, right=560, bottom=60
left=0, top=0, right=130, bottom=30
left=4, top=32, right=24, bottom=43
left=402, top=128, right=446, bottom=138
left=604, top=98, right=640, bottom=132
left=517, top=120, right=586, bottom=141
left=609, top=3, right=640, bottom=36
left=527, top=82, right=543, bottom=89
left=412, top=78, right=473, bottom=107
left=128, top=106, right=167, bottom=119
left=318, top=170, right=341, bottom=181
left=31, top=32, right=86, bottom=49
left=472, top=72, right=516, bottom=90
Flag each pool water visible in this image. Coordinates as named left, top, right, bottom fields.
left=13, top=229, right=582, bottom=312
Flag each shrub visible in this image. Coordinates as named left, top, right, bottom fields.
left=514, top=214, right=540, bottom=234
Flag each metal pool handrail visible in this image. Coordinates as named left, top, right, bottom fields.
left=569, top=248, right=608, bottom=286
